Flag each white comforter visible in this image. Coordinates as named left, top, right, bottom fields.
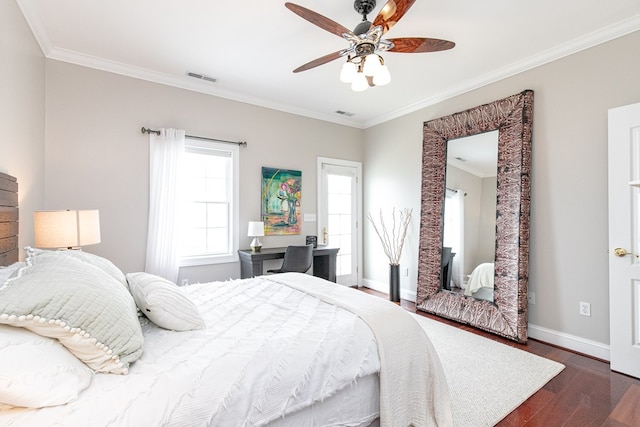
left=464, top=263, right=495, bottom=296
left=1, top=274, right=451, bottom=426
left=272, top=273, right=452, bottom=427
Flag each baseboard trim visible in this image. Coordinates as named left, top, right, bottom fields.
left=527, top=324, right=610, bottom=362
left=361, top=280, right=610, bottom=361
left=361, top=279, right=417, bottom=303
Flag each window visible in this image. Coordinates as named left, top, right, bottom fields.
left=443, top=188, right=465, bottom=287
left=179, top=138, right=239, bottom=266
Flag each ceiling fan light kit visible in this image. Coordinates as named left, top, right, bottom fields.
left=340, top=53, right=391, bottom=91
left=285, top=0, right=455, bottom=92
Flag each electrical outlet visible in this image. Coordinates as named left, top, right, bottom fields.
left=181, top=279, right=189, bottom=286
left=579, top=301, right=591, bottom=317
left=402, top=268, right=409, bottom=277
left=527, top=292, right=535, bottom=304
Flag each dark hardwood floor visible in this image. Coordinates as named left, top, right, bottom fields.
left=361, top=288, right=640, bottom=426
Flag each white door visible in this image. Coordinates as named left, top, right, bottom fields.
left=608, top=101, right=640, bottom=378
left=318, top=158, right=362, bottom=287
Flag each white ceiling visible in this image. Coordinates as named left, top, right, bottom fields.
left=447, top=130, right=498, bottom=178
left=17, top=0, right=640, bottom=129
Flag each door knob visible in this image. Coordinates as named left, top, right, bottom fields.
left=613, top=247, right=638, bottom=257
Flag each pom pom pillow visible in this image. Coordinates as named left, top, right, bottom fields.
left=0, top=248, right=143, bottom=374
left=28, top=247, right=128, bottom=289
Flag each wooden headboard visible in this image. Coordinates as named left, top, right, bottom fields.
left=0, top=172, right=18, bottom=266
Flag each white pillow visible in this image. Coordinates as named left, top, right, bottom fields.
left=126, top=272, right=206, bottom=331
left=0, top=325, right=93, bottom=409
left=0, top=247, right=144, bottom=374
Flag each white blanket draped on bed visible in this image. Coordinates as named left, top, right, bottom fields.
left=464, top=262, right=495, bottom=297
left=272, top=273, right=452, bottom=427
left=0, top=273, right=451, bottom=426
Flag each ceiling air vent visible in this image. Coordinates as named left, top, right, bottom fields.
left=186, top=71, right=217, bottom=84
left=335, top=110, right=355, bottom=117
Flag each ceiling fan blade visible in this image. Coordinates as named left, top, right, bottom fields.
left=372, top=0, right=417, bottom=34
left=387, top=37, right=455, bottom=53
left=293, top=50, right=344, bottom=73
left=285, top=3, right=353, bottom=38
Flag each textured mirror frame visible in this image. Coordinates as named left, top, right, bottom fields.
left=416, top=90, right=533, bottom=343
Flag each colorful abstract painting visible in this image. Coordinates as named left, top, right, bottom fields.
left=261, top=167, right=301, bottom=235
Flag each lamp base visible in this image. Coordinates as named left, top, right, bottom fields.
left=250, top=237, right=262, bottom=252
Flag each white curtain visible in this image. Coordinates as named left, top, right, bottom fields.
left=443, top=189, right=465, bottom=288
left=451, top=189, right=465, bottom=287
left=145, top=128, right=185, bottom=283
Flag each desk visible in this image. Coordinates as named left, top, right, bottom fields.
left=238, top=246, right=339, bottom=282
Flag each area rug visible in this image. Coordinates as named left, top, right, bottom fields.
left=412, top=313, right=565, bottom=427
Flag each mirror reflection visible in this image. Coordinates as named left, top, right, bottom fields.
left=443, top=130, right=498, bottom=302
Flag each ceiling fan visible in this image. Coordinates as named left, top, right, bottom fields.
left=285, top=0, right=455, bottom=91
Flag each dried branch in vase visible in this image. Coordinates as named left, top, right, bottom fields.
left=367, top=207, right=413, bottom=265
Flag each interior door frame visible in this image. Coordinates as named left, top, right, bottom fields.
left=317, top=157, right=363, bottom=287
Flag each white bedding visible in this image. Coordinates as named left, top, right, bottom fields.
left=272, top=273, right=452, bottom=427
left=1, top=273, right=451, bottom=426
left=464, top=262, right=495, bottom=297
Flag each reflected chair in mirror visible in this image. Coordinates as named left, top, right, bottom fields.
left=267, top=244, right=314, bottom=274
left=441, top=247, right=455, bottom=291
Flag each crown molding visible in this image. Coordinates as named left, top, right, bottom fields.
left=364, top=14, right=640, bottom=128
left=17, top=0, right=640, bottom=130
left=47, top=46, right=363, bottom=128
left=16, top=0, right=53, bottom=55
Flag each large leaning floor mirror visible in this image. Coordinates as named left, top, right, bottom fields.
left=416, top=90, right=533, bottom=343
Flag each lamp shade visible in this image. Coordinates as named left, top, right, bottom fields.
left=247, top=221, right=264, bottom=237
left=34, top=210, right=101, bottom=249
left=77, top=210, right=101, bottom=246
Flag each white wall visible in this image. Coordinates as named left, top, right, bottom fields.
left=43, top=61, right=364, bottom=281
left=0, top=0, right=45, bottom=255
left=477, top=176, right=497, bottom=266
left=363, top=30, right=640, bottom=349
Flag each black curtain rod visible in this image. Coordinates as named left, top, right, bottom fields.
left=141, top=127, right=247, bottom=147
left=446, top=187, right=467, bottom=196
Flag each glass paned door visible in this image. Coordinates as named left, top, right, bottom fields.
left=318, top=158, right=361, bottom=287
left=327, top=173, right=354, bottom=281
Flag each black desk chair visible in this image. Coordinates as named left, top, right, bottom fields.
left=267, top=244, right=313, bottom=274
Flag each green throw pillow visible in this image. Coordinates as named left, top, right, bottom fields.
left=0, top=248, right=143, bottom=374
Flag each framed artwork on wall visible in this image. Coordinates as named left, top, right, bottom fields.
left=261, top=167, right=301, bottom=235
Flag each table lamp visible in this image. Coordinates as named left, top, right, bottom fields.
left=34, top=210, right=101, bottom=249
left=247, top=221, right=264, bottom=252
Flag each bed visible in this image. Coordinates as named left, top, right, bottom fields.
left=464, top=262, right=494, bottom=301
left=0, top=175, right=452, bottom=426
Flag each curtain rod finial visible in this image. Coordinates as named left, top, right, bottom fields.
left=141, top=127, right=161, bottom=135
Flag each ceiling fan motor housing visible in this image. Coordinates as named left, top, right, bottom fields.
left=354, top=0, right=376, bottom=18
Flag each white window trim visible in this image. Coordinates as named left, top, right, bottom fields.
left=179, top=139, right=239, bottom=267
